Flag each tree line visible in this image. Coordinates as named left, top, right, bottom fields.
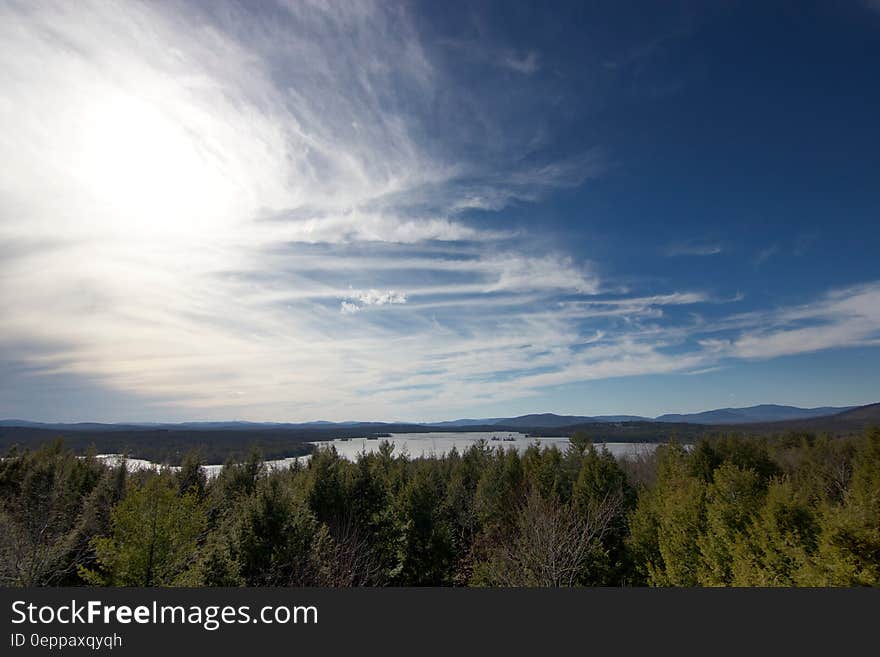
left=1, top=428, right=878, bottom=587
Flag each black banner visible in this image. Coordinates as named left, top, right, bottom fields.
left=1, top=588, right=877, bottom=655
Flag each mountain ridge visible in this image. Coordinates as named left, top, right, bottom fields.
left=654, top=404, right=856, bottom=425
left=1, top=403, right=868, bottom=431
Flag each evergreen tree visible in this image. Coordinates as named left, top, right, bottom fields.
left=646, top=444, right=706, bottom=586
left=176, top=449, right=207, bottom=499
left=806, top=429, right=880, bottom=585
left=0, top=442, right=106, bottom=586
left=83, top=475, right=206, bottom=586
left=571, top=445, right=635, bottom=584
left=235, top=476, right=321, bottom=586
left=697, top=463, right=764, bottom=586
left=730, top=479, right=818, bottom=586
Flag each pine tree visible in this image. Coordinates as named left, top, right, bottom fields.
left=730, top=479, right=818, bottom=586
left=697, top=463, right=764, bottom=586
left=83, top=475, right=206, bottom=586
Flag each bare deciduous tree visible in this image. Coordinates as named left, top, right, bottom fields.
left=315, top=512, right=385, bottom=587
left=479, top=486, right=626, bottom=587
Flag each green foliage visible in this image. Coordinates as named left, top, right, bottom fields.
left=730, top=479, right=818, bottom=586
left=234, top=476, right=321, bottom=586
left=697, top=463, right=764, bottom=586
left=175, top=450, right=207, bottom=498
left=571, top=445, right=635, bottom=584
left=83, top=475, right=206, bottom=586
left=569, top=431, right=592, bottom=453
left=625, top=489, right=661, bottom=585
left=805, top=430, right=880, bottom=585
left=777, top=435, right=855, bottom=504
left=474, top=448, right=523, bottom=534
left=188, top=534, right=243, bottom=587
left=391, top=461, right=456, bottom=585
left=0, top=441, right=110, bottom=585
left=652, top=464, right=706, bottom=586
left=3, top=428, right=879, bottom=587
left=626, top=444, right=707, bottom=586
left=691, top=437, right=780, bottom=484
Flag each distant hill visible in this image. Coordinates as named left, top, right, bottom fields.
left=485, top=406, right=857, bottom=428
left=2, top=403, right=874, bottom=437
left=833, top=403, right=880, bottom=423
left=655, top=404, right=856, bottom=425
left=494, top=414, right=650, bottom=427
left=497, top=414, right=599, bottom=428
left=726, top=402, right=880, bottom=434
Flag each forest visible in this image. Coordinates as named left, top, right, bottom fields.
left=1, top=428, right=878, bottom=587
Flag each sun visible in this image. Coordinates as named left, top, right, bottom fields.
left=75, top=91, right=229, bottom=241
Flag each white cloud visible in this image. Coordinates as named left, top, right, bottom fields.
left=486, top=254, right=599, bottom=294
left=502, top=50, right=541, bottom=75
left=0, top=1, right=611, bottom=419
left=1, top=2, right=875, bottom=422
left=341, top=289, right=407, bottom=313
left=348, top=289, right=408, bottom=306
left=702, top=282, right=880, bottom=360
left=269, top=211, right=505, bottom=244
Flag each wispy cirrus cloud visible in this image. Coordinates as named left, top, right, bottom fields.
left=698, top=282, right=880, bottom=361
left=0, top=1, right=876, bottom=422
left=753, top=245, right=779, bottom=267
left=437, top=37, right=541, bottom=76
left=501, top=50, right=541, bottom=74
left=664, top=241, right=724, bottom=256
left=0, top=0, right=611, bottom=420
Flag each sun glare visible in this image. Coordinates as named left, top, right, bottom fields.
left=76, top=93, right=227, bottom=240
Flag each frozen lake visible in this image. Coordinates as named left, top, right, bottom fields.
left=95, top=432, right=661, bottom=478
left=313, top=431, right=660, bottom=461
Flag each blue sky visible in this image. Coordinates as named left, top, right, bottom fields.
left=1, top=1, right=879, bottom=422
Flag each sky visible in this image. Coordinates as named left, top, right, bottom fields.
left=1, top=0, right=879, bottom=423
